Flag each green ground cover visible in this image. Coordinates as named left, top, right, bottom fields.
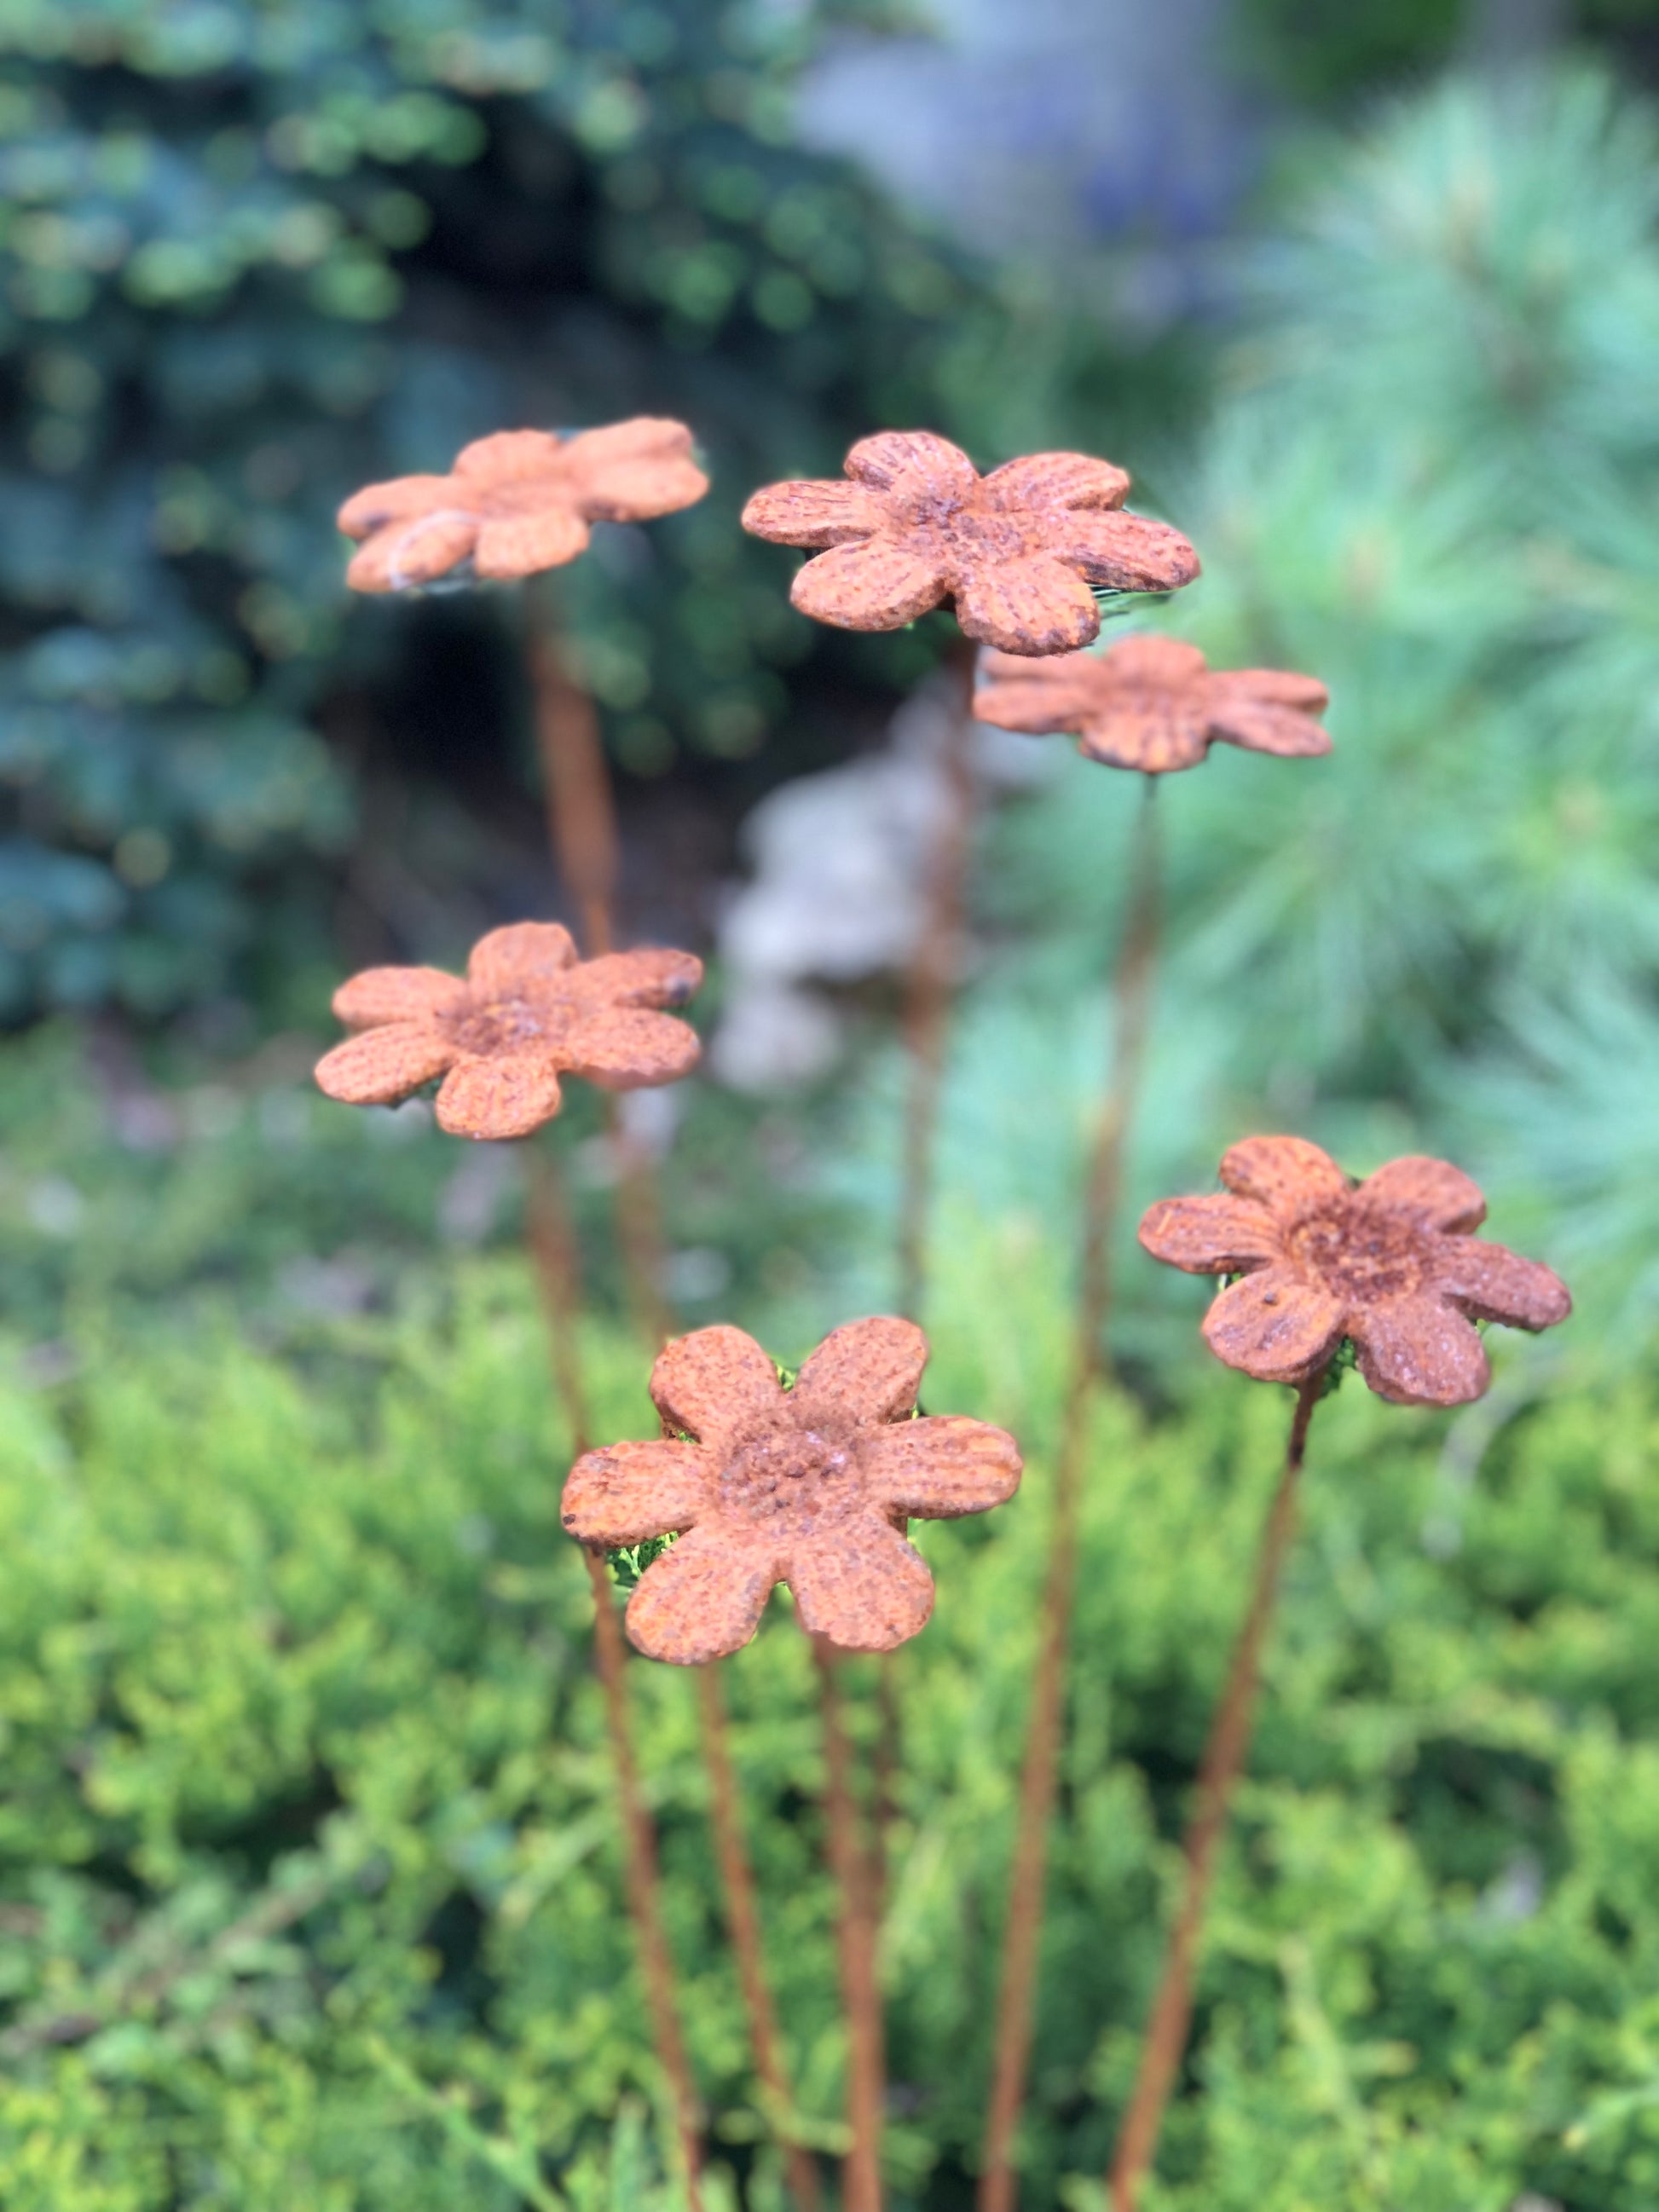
left=3, top=1034, right=1656, bottom=2209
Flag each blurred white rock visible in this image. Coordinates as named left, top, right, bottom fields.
left=708, top=670, right=1057, bottom=1094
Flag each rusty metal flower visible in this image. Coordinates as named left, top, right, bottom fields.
left=740, top=431, right=1199, bottom=656
left=338, top=419, right=708, bottom=593
left=315, top=921, right=702, bottom=1141
left=974, top=635, right=1331, bottom=774
left=1140, top=1138, right=1570, bottom=1406
left=560, top=1317, right=1022, bottom=1663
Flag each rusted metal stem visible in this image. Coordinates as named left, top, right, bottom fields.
left=526, top=603, right=674, bottom=1350
left=524, top=1146, right=592, bottom=1456
left=695, top=1665, right=824, bottom=2212
left=528, top=621, right=618, bottom=961
left=585, top=1550, right=705, bottom=2210
left=813, top=1638, right=886, bottom=2212
left=896, top=652, right=978, bottom=1328
left=979, top=779, right=1161, bottom=2212
left=523, top=1142, right=702, bottom=2202
left=1106, top=1370, right=1326, bottom=2212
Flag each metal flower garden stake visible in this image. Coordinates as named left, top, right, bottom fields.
left=740, top=431, right=1205, bottom=2117
left=559, top=1315, right=1023, bottom=2212
left=313, top=915, right=711, bottom=2203
left=1112, top=1138, right=1570, bottom=2210
left=330, top=421, right=789, bottom=2209
left=969, top=632, right=1333, bottom=2212
left=742, top=431, right=1201, bottom=1328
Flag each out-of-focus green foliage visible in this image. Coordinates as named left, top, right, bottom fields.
left=932, top=64, right=1659, bottom=1364
left=0, top=0, right=1157, bottom=1021
left=1237, top=0, right=1659, bottom=103
left=3, top=1183, right=1658, bottom=2210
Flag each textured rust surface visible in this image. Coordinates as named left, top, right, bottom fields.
left=315, top=921, right=702, bottom=1141
left=1139, top=1137, right=1571, bottom=1406
left=339, top=419, right=708, bottom=592
left=559, top=1316, right=1023, bottom=1663
left=974, top=634, right=1331, bottom=774
left=741, top=431, right=1199, bottom=656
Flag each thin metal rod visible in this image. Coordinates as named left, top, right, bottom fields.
left=896, top=652, right=978, bottom=1328
left=526, top=602, right=674, bottom=1350
left=528, top=621, right=618, bottom=961
left=1107, top=1371, right=1326, bottom=2212
left=813, top=1639, right=886, bottom=2212
left=695, top=1665, right=824, bottom=2212
left=586, top=1550, right=706, bottom=2211
left=523, top=1141, right=702, bottom=2203
left=979, top=779, right=1161, bottom=2212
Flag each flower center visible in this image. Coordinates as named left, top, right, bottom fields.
left=718, top=1422, right=862, bottom=1534
left=445, top=992, right=574, bottom=1057
left=893, top=488, right=1037, bottom=573
left=1286, top=1199, right=1427, bottom=1302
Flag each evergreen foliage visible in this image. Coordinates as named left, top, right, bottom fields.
left=0, top=0, right=1129, bottom=1020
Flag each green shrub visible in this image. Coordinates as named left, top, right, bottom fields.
left=3, top=1217, right=1657, bottom=2209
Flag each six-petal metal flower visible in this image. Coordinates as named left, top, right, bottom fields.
left=974, top=635, right=1331, bottom=774
left=315, top=921, right=702, bottom=1141
left=560, top=1317, right=1022, bottom=1663
left=1140, top=1137, right=1570, bottom=1406
left=338, top=419, right=708, bottom=593
left=741, top=431, right=1199, bottom=656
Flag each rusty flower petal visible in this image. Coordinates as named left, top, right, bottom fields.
left=980, top=450, right=1130, bottom=511
left=332, top=966, right=465, bottom=1028
left=578, top=947, right=702, bottom=1008
left=1350, top=1297, right=1490, bottom=1407
left=1357, top=1155, right=1487, bottom=1232
left=1204, top=696, right=1333, bottom=760
left=315, top=1024, right=456, bottom=1106
left=1431, top=1238, right=1572, bottom=1330
left=554, top=417, right=709, bottom=520
left=453, top=429, right=562, bottom=482
left=955, top=556, right=1101, bottom=656
left=1084, top=702, right=1211, bottom=773
left=791, top=1315, right=929, bottom=1426
left=626, top=1526, right=777, bottom=1665
left=1220, top=1135, right=1350, bottom=1210
left=741, top=478, right=886, bottom=546
left=969, top=652, right=1107, bottom=733
left=435, top=1054, right=562, bottom=1141
left=789, top=538, right=948, bottom=632
left=559, top=1439, right=709, bottom=1547
left=650, top=1325, right=788, bottom=1451
left=859, top=1416, right=1022, bottom=1518
left=787, top=1512, right=935, bottom=1651
left=346, top=511, right=478, bottom=594
left=338, top=473, right=456, bottom=534
left=563, top=1006, right=701, bottom=1089
left=466, top=921, right=579, bottom=995
left=1202, top=1269, right=1346, bottom=1383
left=844, top=430, right=978, bottom=495
left=1043, top=510, right=1203, bottom=593
left=475, top=506, right=591, bottom=580
left=1138, top=1193, right=1281, bottom=1273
